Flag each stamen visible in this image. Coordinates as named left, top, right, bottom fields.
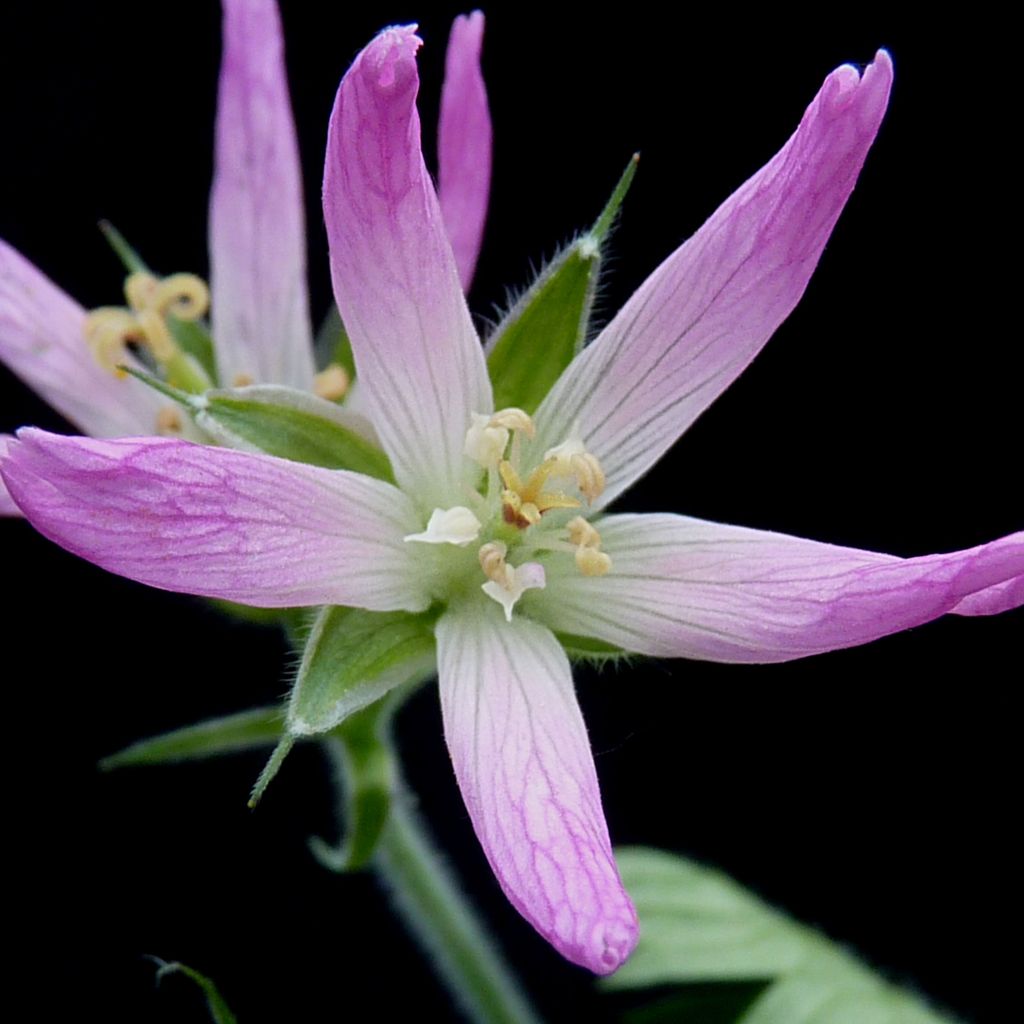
left=404, top=506, right=482, bottom=547
left=154, top=274, right=210, bottom=320
left=232, top=373, right=255, bottom=388
left=313, top=364, right=350, bottom=401
left=571, top=452, right=606, bottom=503
left=576, top=546, right=612, bottom=577
left=83, top=308, right=142, bottom=377
left=465, top=413, right=509, bottom=469
left=488, top=407, right=535, bottom=438
left=478, top=543, right=546, bottom=622
left=566, top=515, right=612, bottom=577
left=86, top=270, right=211, bottom=382
left=156, top=406, right=184, bottom=436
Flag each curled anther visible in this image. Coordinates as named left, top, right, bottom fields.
left=567, top=516, right=601, bottom=549
left=154, top=273, right=210, bottom=320
left=124, top=271, right=160, bottom=313
left=83, top=308, right=142, bottom=376
left=156, top=406, right=184, bottom=436
left=576, top=546, right=612, bottom=577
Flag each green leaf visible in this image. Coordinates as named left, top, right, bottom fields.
left=486, top=155, right=638, bottom=414
left=605, top=848, right=960, bottom=1024
left=608, top=847, right=812, bottom=988
left=196, top=385, right=394, bottom=480
left=288, top=606, right=436, bottom=737
left=314, top=305, right=356, bottom=382
left=101, top=706, right=283, bottom=770
left=556, top=631, right=629, bottom=661
left=310, top=696, right=398, bottom=872
left=618, top=982, right=770, bottom=1024
left=153, top=959, right=237, bottom=1024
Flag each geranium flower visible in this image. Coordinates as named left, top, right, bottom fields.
left=3, top=26, right=1023, bottom=977
left=0, top=0, right=491, bottom=514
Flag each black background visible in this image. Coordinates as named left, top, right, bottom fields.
left=1, top=3, right=1020, bottom=1022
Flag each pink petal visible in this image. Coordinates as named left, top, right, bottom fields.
left=1, top=428, right=429, bottom=611
left=438, top=11, right=492, bottom=292
left=952, top=577, right=1024, bottom=617
left=529, top=513, right=1024, bottom=663
left=437, top=606, right=638, bottom=974
left=532, top=51, right=894, bottom=507
left=0, top=435, right=20, bottom=517
left=0, top=239, right=164, bottom=436
left=210, top=0, right=315, bottom=390
left=323, top=25, right=492, bottom=511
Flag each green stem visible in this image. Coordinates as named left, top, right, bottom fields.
left=375, top=785, right=544, bottom=1024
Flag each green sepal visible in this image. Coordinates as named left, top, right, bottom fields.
left=288, top=606, right=436, bottom=738
left=167, top=315, right=219, bottom=385
left=197, top=385, right=394, bottom=480
left=556, top=631, right=629, bottom=662
left=314, top=305, right=356, bottom=383
left=152, top=959, right=237, bottom=1024
left=604, top=847, right=959, bottom=1024
left=99, top=219, right=150, bottom=274
left=100, top=706, right=283, bottom=770
left=486, top=154, right=639, bottom=414
left=310, top=696, right=399, bottom=872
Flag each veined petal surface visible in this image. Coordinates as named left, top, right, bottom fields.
left=528, top=513, right=1024, bottom=663
left=438, top=11, right=492, bottom=291
left=1, top=429, right=428, bottom=611
left=324, top=26, right=492, bottom=510
left=532, top=51, right=894, bottom=507
left=951, top=576, right=1024, bottom=617
left=437, top=605, right=638, bottom=974
left=0, top=436, right=19, bottom=516
left=210, top=0, right=315, bottom=390
left=0, top=240, right=164, bottom=436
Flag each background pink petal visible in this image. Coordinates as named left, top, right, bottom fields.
left=210, top=0, right=315, bottom=390
left=437, top=606, right=638, bottom=974
left=529, top=513, right=1024, bottom=663
left=1, top=429, right=429, bottom=611
left=0, top=240, right=164, bottom=436
left=438, top=11, right=492, bottom=292
left=323, top=25, right=492, bottom=511
left=0, top=435, right=20, bottom=516
left=531, top=51, right=894, bottom=507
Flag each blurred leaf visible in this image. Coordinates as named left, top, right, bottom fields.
left=486, top=155, right=637, bottom=414
left=99, top=219, right=149, bottom=274
left=102, top=707, right=282, bottom=770
left=606, top=848, right=960, bottom=1024
left=153, top=959, right=237, bottom=1024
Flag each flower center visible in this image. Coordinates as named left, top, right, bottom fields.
left=404, top=408, right=611, bottom=621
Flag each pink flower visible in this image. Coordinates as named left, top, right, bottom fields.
left=2, top=27, right=1022, bottom=976
left=0, top=1, right=491, bottom=512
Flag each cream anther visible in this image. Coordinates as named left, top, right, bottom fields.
left=478, top=541, right=510, bottom=584
left=232, top=373, right=255, bottom=387
left=464, top=413, right=509, bottom=469
left=567, top=516, right=601, bottom=549
left=125, top=271, right=160, bottom=312
left=576, top=546, right=612, bottom=577
left=481, top=558, right=546, bottom=622
left=155, top=274, right=210, bottom=320
left=404, top=506, right=482, bottom=547
left=489, top=407, right=535, bottom=438
left=313, top=364, right=350, bottom=401
left=83, top=308, right=141, bottom=376
left=544, top=434, right=586, bottom=471
left=567, top=515, right=611, bottom=576
left=571, top=452, right=606, bottom=503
